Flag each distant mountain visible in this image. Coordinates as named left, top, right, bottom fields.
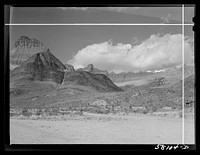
left=160, top=65, right=195, bottom=77
left=10, top=49, right=66, bottom=84
left=107, top=71, right=154, bottom=83
left=75, top=64, right=156, bottom=83
left=63, top=71, right=122, bottom=92
left=77, top=64, right=109, bottom=75
left=10, top=36, right=46, bottom=67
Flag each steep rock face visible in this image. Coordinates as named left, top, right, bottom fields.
left=64, top=64, right=75, bottom=72
left=63, top=71, right=123, bottom=92
left=10, top=36, right=46, bottom=66
left=10, top=49, right=66, bottom=84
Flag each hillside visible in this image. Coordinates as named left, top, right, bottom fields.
left=171, top=74, right=195, bottom=98
left=63, top=71, right=122, bottom=92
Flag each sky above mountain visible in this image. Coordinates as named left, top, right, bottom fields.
left=9, top=6, right=194, bottom=73
left=9, top=6, right=194, bottom=24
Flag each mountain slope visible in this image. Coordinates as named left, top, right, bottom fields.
left=63, top=71, right=122, bottom=92
left=10, top=49, right=66, bottom=84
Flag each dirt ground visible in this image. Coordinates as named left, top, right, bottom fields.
left=10, top=113, right=194, bottom=144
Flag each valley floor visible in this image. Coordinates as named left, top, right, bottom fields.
left=10, top=113, right=195, bottom=144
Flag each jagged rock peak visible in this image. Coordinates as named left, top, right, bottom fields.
left=19, top=35, right=30, bottom=40
left=76, top=64, right=108, bottom=75
left=10, top=36, right=47, bottom=66
left=83, top=64, right=94, bottom=72
left=13, top=35, right=45, bottom=49
left=87, top=64, right=94, bottom=69
left=64, top=64, right=75, bottom=72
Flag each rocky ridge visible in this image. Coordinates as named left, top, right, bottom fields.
left=77, top=64, right=109, bottom=75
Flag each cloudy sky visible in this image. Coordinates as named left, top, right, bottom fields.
left=9, top=6, right=194, bottom=73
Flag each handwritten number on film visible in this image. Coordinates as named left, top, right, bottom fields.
left=155, top=144, right=189, bottom=150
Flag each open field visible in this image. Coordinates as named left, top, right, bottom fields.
left=10, top=112, right=194, bottom=144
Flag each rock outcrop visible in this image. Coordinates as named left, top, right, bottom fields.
left=77, top=64, right=109, bottom=75
left=83, top=64, right=94, bottom=72
left=64, top=64, right=75, bottom=72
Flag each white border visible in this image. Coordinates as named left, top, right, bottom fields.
left=7, top=6, right=194, bottom=144
left=5, top=23, right=193, bottom=26
left=182, top=4, right=185, bottom=144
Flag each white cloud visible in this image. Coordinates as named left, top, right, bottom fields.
left=68, top=34, right=194, bottom=73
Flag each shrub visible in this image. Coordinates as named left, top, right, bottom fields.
left=48, top=108, right=59, bottom=116
left=21, top=108, right=32, bottom=117
left=142, top=109, right=148, bottom=114
left=74, top=110, right=84, bottom=115
left=36, top=109, right=43, bottom=116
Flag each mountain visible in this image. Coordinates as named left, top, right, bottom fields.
left=10, top=49, right=122, bottom=92
left=77, top=64, right=109, bottom=75
left=10, top=49, right=66, bottom=84
left=63, top=71, right=122, bottom=92
left=10, top=36, right=46, bottom=67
